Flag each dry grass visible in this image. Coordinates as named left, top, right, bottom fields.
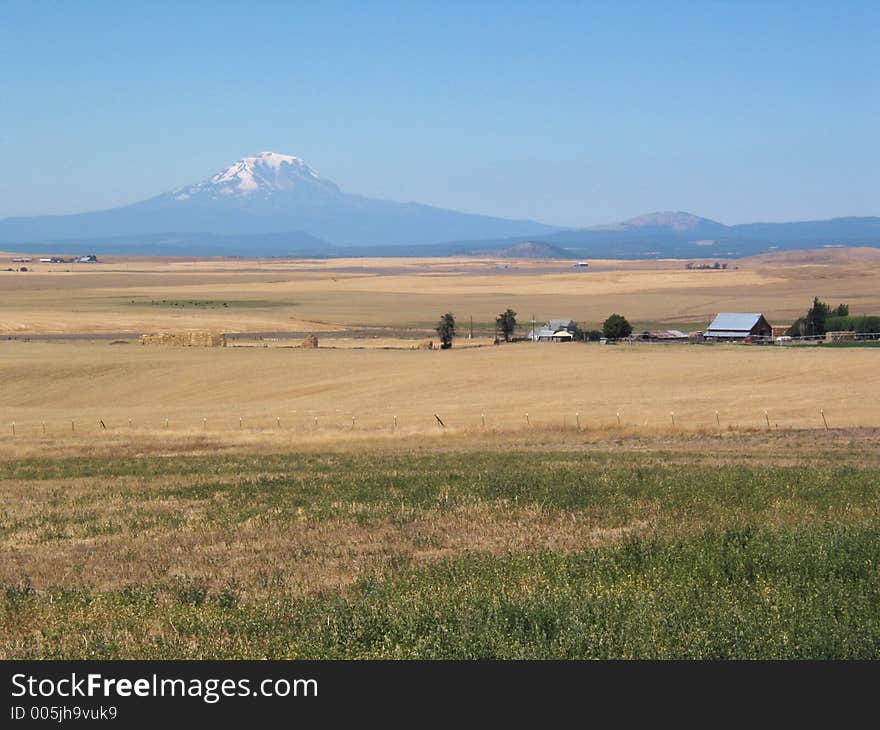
left=0, top=480, right=645, bottom=597
left=2, top=249, right=880, bottom=334
left=0, top=340, right=877, bottom=460
left=3, top=441, right=876, bottom=602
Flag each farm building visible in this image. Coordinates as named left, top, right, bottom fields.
left=528, top=318, right=576, bottom=342
left=548, top=319, right=576, bottom=333
left=635, top=329, right=688, bottom=342
left=705, top=313, right=772, bottom=341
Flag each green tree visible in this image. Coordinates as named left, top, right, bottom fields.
left=830, top=303, right=849, bottom=317
left=495, top=309, right=517, bottom=342
left=436, top=312, right=456, bottom=349
left=806, top=296, right=831, bottom=337
left=602, top=313, right=633, bottom=340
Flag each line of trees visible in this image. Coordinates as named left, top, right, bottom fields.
left=435, top=310, right=635, bottom=346
left=788, top=297, right=850, bottom=337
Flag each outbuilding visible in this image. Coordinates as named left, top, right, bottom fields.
left=705, top=313, right=772, bottom=341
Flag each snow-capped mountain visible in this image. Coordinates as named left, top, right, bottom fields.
left=4, top=156, right=880, bottom=257
left=0, top=152, right=558, bottom=249
left=173, top=152, right=341, bottom=200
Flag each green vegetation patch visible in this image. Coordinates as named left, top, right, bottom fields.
left=3, top=527, right=878, bottom=659
left=2, top=449, right=879, bottom=658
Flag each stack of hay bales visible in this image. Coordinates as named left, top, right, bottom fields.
left=825, top=331, right=855, bottom=343
left=139, top=331, right=226, bottom=347
left=416, top=340, right=434, bottom=350
left=301, top=335, right=319, bottom=348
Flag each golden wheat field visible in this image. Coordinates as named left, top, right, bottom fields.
left=0, top=337, right=876, bottom=458
left=2, top=247, right=880, bottom=334
left=2, top=248, right=879, bottom=454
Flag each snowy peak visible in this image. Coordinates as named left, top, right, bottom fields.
left=176, top=151, right=340, bottom=199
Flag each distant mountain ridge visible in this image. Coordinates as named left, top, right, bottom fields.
left=536, top=211, right=880, bottom=259
left=0, top=151, right=557, bottom=248
left=1, top=153, right=879, bottom=258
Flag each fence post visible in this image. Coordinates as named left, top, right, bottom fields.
left=820, top=409, right=828, bottom=430
left=715, top=410, right=720, bottom=427
left=576, top=412, right=581, bottom=431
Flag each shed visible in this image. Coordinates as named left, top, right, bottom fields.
left=528, top=327, right=556, bottom=341
left=706, top=313, right=772, bottom=341
left=547, top=319, right=576, bottom=333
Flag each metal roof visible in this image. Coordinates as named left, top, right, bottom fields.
left=646, top=329, right=688, bottom=339
left=547, top=319, right=575, bottom=330
left=707, top=313, right=764, bottom=332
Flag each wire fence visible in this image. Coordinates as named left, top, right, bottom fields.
left=2, top=407, right=856, bottom=440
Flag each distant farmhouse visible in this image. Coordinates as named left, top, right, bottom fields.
left=36, top=255, right=99, bottom=264
left=705, top=312, right=772, bottom=341
left=529, top=318, right=575, bottom=342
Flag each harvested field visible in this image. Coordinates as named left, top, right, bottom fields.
left=0, top=340, right=877, bottom=454
left=2, top=249, right=880, bottom=335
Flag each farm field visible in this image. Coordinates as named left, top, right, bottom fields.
left=0, top=340, right=878, bottom=453
left=2, top=249, right=879, bottom=660
left=2, top=441, right=879, bottom=658
left=2, top=248, right=880, bottom=335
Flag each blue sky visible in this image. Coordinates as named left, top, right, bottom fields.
left=1, top=1, right=877, bottom=226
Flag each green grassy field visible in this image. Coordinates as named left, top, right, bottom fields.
left=2, top=446, right=879, bottom=658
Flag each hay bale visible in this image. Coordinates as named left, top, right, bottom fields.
left=301, top=335, right=319, bottom=349
left=417, top=340, right=434, bottom=350
left=138, top=331, right=226, bottom=347
left=826, top=331, right=855, bottom=343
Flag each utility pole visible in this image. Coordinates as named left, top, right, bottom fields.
left=531, top=313, right=536, bottom=342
